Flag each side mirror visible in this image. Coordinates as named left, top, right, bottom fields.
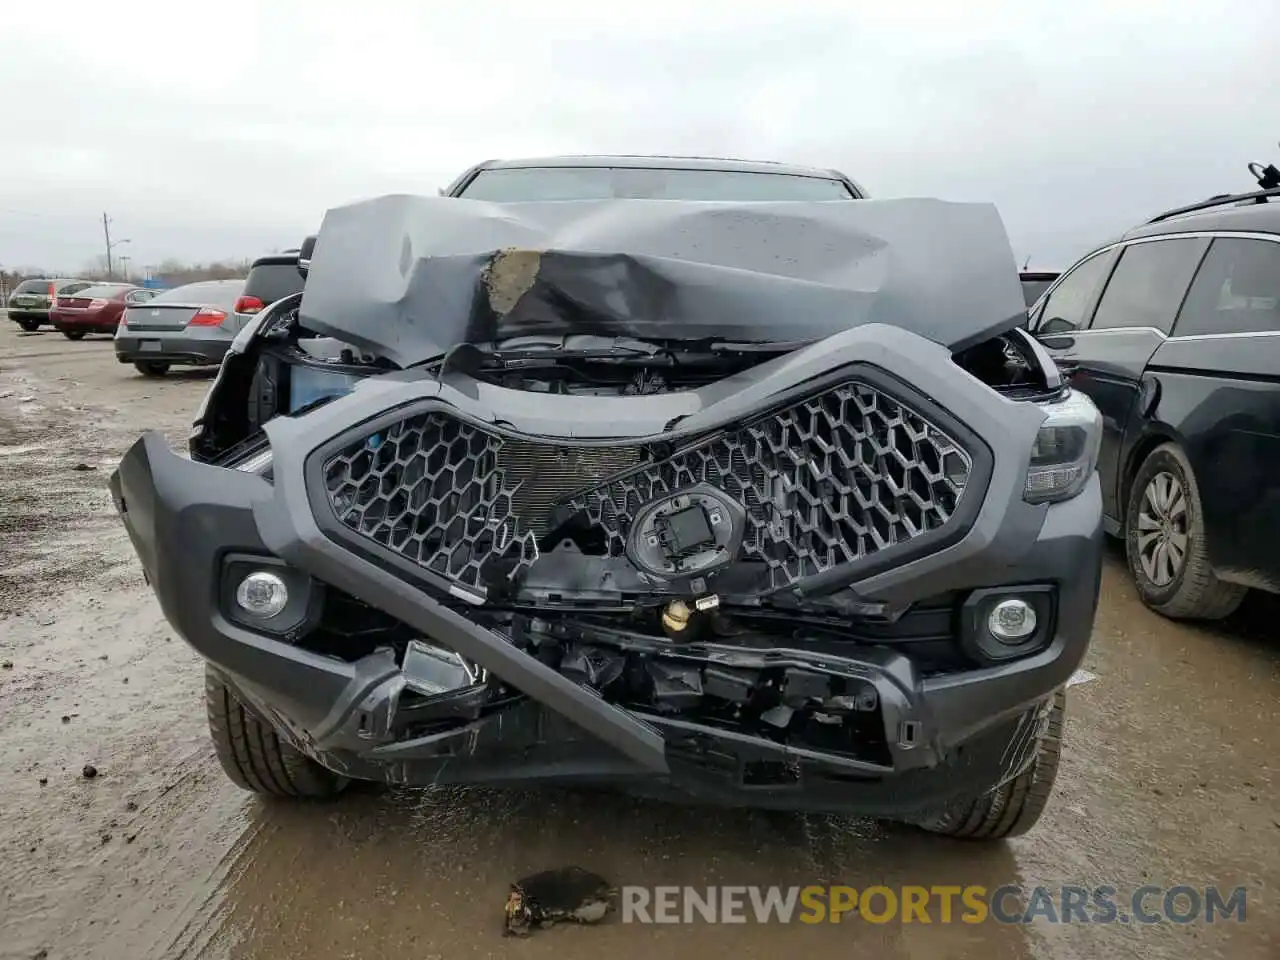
left=1039, top=317, right=1075, bottom=336
left=298, top=234, right=318, bottom=277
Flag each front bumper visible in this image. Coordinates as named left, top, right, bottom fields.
left=115, top=331, right=230, bottom=366
left=109, top=325, right=1104, bottom=817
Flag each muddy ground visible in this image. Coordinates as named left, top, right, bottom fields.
left=0, top=322, right=1276, bottom=960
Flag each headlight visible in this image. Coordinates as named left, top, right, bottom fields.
left=1023, top=389, right=1101, bottom=504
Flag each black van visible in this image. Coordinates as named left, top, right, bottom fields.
left=1029, top=175, right=1280, bottom=619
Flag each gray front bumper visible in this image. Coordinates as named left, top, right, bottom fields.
left=110, top=323, right=1104, bottom=812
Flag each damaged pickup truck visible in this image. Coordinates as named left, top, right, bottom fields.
left=110, top=193, right=1103, bottom=839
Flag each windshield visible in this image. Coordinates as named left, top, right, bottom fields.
left=1020, top=278, right=1057, bottom=307
left=14, top=279, right=52, bottom=294
left=152, top=279, right=245, bottom=309
left=457, top=166, right=857, bottom=202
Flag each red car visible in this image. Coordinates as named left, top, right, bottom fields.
left=51, top=283, right=157, bottom=340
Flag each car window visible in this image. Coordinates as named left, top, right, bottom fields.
left=13, top=279, right=51, bottom=294
left=1036, top=253, right=1111, bottom=333
left=76, top=284, right=132, bottom=299
left=457, top=166, right=857, bottom=201
left=58, top=281, right=94, bottom=295
left=1173, top=238, right=1280, bottom=337
left=1090, top=238, right=1208, bottom=334
left=243, top=263, right=305, bottom=303
left=125, top=289, right=156, bottom=304
left=151, top=280, right=245, bottom=309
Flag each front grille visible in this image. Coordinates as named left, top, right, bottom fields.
left=322, top=380, right=974, bottom=594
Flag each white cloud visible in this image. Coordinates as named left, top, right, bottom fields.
left=2, top=0, right=1279, bottom=272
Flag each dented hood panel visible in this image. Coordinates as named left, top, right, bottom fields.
left=298, top=194, right=1027, bottom=368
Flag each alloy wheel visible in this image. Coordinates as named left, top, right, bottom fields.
left=1136, top=471, right=1189, bottom=587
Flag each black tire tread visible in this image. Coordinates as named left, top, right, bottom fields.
left=204, top=668, right=346, bottom=799
left=1126, top=443, right=1245, bottom=621
left=921, top=688, right=1065, bottom=841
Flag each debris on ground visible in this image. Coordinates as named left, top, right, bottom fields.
left=38, top=777, right=48, bottom=786
left=2, top=661, right=12, bottom=669
left=71, top=462, right=96, bottom=472
left=503, top=867, right=616, bottom=936
left=82, top=764, right=98, bottom=779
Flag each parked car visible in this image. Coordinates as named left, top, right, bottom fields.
left=232, top=253, right=306, bottom=328
left=1020, top=270, right=1060, bottom=308
left=7, top=278, right=95, bottom=331
left=50, top=283, right=154, bottom=339
left=1029, top=179, right=1280, bottom=620
left=114, top=278, right=247, bottom=376
left=112, top=170, right=1105, bottom=841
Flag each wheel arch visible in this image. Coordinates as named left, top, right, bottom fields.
left=1119, top=422, right=1186, bottom=525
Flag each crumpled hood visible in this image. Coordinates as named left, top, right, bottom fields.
left=298, top=194, right=1027, bottom=368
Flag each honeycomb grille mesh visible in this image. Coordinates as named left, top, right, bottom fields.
left=322, top=381, right=973, bottom=593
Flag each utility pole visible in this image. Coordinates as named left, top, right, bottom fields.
left=102, top=214, right=130, bottom=281
left=103, top=212, right=113, bottom=279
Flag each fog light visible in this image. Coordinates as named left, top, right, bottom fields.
left=234, top=571, right=289, bottom=619
left=987, top=598, right=1037, bottom=643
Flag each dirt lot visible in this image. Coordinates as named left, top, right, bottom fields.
left=0, top=322, right=1277, bottom=960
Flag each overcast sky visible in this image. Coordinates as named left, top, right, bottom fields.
left=3, top=0, right=1278, bottom=275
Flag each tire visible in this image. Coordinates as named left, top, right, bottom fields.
left=134, top=360, right=170, bottom=377
left=919, top=688, right=1065, bottom=840
left=62, top=330, right=85, bottom=341
left=205, top=668, right=348, bottom=799
left=17, top=319, right=40, bottom=332
left=1124, top=442, right=1245, bottom=620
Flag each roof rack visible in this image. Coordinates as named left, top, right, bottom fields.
left=1146, top=185, right=1280, bottom=224
left=1147, top=152, right=1280, bottom=224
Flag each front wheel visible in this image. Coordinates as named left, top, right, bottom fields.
left=62, top=330, right=85, bottom=341
left=918, top=688, right=1065, bottom=840
left=205, top=668, right=348, bottom=799
left=1125, top=442, right=1245, bottom=620
left=134, top=360, right=170, bottom=377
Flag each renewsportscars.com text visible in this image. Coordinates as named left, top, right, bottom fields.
left=621, top=884, right=1248, bottom=925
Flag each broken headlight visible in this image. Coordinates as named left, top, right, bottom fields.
left=1023, top=389, right=1101, bottom=504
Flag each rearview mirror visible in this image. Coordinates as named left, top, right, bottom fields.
left=298, top=234, right=318, bottom=277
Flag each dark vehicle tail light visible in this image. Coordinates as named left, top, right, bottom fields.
left=234, top=295, right=265, bottom=315
left=47, top=282, right=57, bottom=301
left=189, top=307, right=228, bottom=326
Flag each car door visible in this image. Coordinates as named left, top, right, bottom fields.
left=1151, top=236, right=1280, bottom=587
left=1035, top=236, right=1209, bottom=522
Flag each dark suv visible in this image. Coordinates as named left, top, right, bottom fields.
left=1030, top=169, right=1280, bottom=620
left=233, top=252, right=307, bottom=327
